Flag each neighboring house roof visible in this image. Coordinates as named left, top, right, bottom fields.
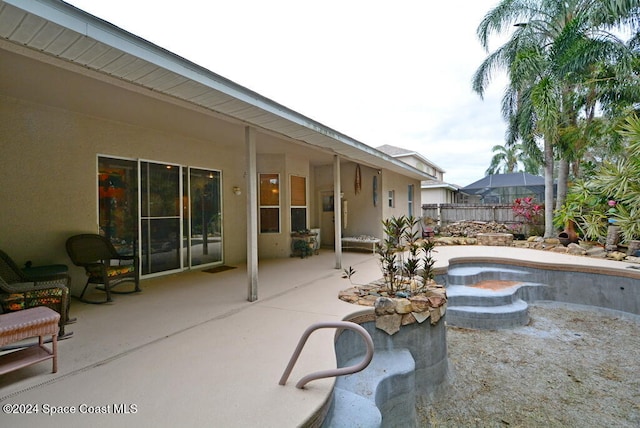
left=463, top=172, right=544, bottom=190
left=1, top=0, right=430, bottom=181
left=462, top=172, right=544, bottom=196
left=376, top=144, right=446, bottom=175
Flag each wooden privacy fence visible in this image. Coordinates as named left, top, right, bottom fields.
left=422, top=204, right=517, bottom=226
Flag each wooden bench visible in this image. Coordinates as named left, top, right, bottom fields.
left=0, top=306, right=59, bottom=375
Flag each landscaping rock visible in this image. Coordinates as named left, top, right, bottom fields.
left=439, top=221, right=510, bottom=238
left=607, top=251, right=627, bottom=261
left=409, top=295, right=430, bottom=311
left=374, top=297, right=397, bottom=315
left=567, top=244, right=587, bottom=256
left=586, top=246, right=607, bottom=258
left=626, top=256, right=640, bottom=264
left=395, top=298, right=413, bottom=314
left=427, top=295, right=446, bottom=308
left=412, top=311, right=431, bottom=324
left=477, top=233, right=513, bottom=247
left=401, top=312, right=417, bottom=326
left=375, top=313, right=402, bottom=335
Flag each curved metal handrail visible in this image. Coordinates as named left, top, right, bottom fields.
left=279, top=321, right=374, bottom=389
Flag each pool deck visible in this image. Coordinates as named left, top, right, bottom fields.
left=0, top=245, right=637, bottom=427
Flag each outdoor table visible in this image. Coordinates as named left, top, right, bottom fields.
left=22, top=264, right=69, bottom=280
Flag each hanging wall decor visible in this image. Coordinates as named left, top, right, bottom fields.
left=355, top=164, right=362, bottom=194
left=372, top=175, right=378, bottom=206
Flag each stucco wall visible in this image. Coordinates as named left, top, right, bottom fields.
left=380, top=169, right=422, bottom=222
left=339, top=163, right=383, bottom=239
left=0, top=94, right=247, bottom=292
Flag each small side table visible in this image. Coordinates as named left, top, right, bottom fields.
left=291, top=232, right=318, bottom=258
left=0, top=306, right=60, bottom=375
left=22, top=264, right=69, bottom=283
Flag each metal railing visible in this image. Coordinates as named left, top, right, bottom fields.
left=279, top=321, right=374, bottom=389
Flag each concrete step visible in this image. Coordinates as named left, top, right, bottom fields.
left=328, top=349, right=416, bottom=427
left=324, top=388, right=382, bottom=428
left=447, top=282, right=551, bottom=307
left=446, top=266, right=531, bottom=286
left=447, top=284, right=522, bottom=307
left=446, top=299, right=530, bottom=329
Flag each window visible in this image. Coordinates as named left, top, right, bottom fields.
left=408, top=184, right=414, bottom=216
left=290, top=175, right=307, bottom=232
left=388, top=190, right=395, bottom=208
left=259, top=173, right=280, bottom=233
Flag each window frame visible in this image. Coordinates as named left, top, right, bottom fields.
left=407, top=184, right=414, bottom=216
left=290, top=175, right=307, bottom=232
left=259, top=173, right=281, bottom=234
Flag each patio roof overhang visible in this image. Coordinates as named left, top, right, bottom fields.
left=0, top=0, right=430, bottom=181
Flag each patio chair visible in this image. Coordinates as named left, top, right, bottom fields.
left=65, top=234, right=140, bottom=304
left=0, top=249, right=71, bottom=336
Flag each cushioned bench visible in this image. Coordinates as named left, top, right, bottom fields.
left=0, top=306, right=59, bottom=375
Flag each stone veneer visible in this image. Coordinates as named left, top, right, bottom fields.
left=338, top=283, right=447, bottom=335
left=476, top=232, right=514, bottom=246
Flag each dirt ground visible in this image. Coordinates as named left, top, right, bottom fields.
left=417, top=302, right=640, bottom=427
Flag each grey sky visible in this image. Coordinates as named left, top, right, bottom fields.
left=68, top=0, right=508, bottom=186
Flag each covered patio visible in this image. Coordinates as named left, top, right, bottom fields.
left=0, top=0, right=429, bottom=303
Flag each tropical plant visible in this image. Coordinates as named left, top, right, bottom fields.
left=555, top=115, right=640, bottom=243
left=342, top=266, right=357, bottom=285
left=377, top=215, right=437, bottom=295
left=473, top=0, right=640, bottom=237
left=512, top=196, right=544, bottom=236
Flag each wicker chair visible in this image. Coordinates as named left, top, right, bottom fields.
left=0, top=249, right=71, bottom=336
left=66, top=234, right=140, bottom=304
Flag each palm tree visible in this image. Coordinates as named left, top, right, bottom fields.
left=486, top=144, right=520, bottom=175
left=473, top=0, right=639, bottom=236
left=485, top=143, right=541, bottom=175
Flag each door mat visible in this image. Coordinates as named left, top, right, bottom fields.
left=203, top=265, right=237, bottom=274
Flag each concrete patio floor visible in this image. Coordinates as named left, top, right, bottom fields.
left=0, top=245, right=635, bottom=427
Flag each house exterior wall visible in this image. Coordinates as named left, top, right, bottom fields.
left=380, top=170, right=422, bottom=222
left=339, top=163, right=382, bottom=239
left=0, top=38, right=427, bottom=293
left=422, top=187, right=456, bottom=204
left=394, top=154, right=443, bottom=181
left=0, top=94, right=249, bottom=289
left=256, top=153, right=312, bottom=259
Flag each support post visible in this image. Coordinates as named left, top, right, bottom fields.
left=246, top=126, right=258, bottom=301
left=333, top=155, right=342, bottom=269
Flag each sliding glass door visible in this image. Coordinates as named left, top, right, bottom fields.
left=99, top=157, right=224, bottom=277
left=140, top=161, right=181, bottom=275
left=98, top=157, right=138, bottom=256
left=184, top=168, right=222, bottom=268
